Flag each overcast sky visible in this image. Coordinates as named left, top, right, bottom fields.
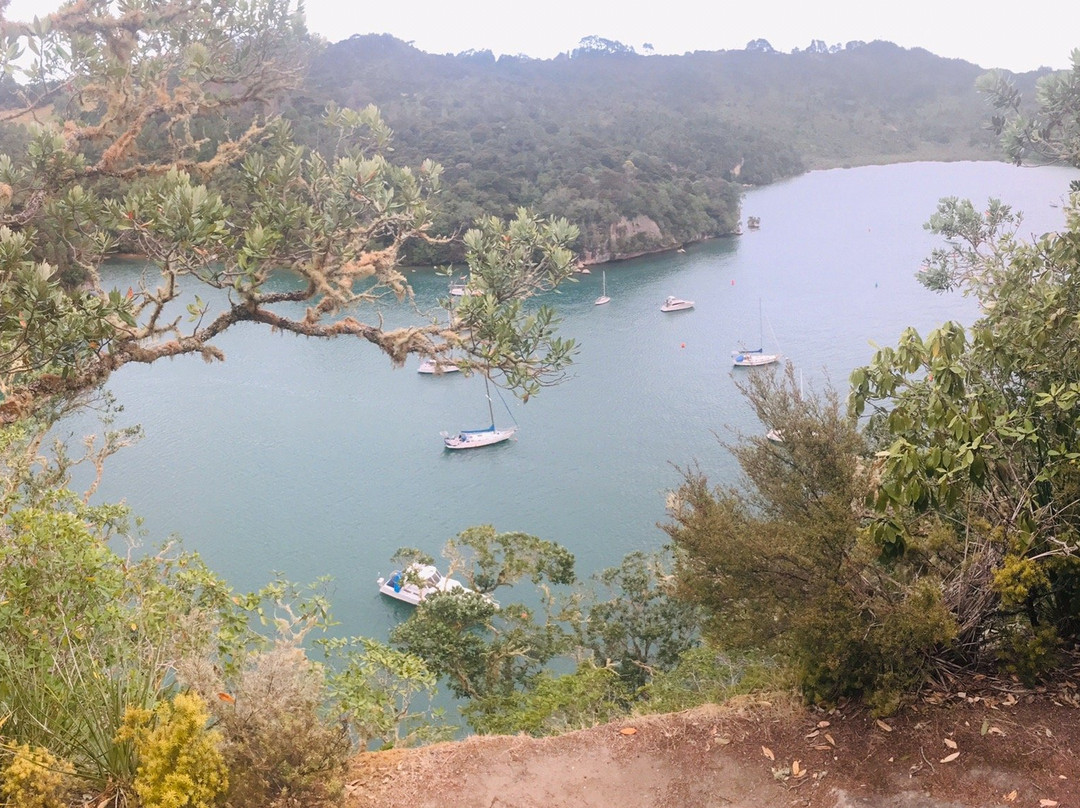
left=4, top=0, right=1077, bottom=73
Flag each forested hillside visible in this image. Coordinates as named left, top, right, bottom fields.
left=293, top=36, right=1041, bottom=262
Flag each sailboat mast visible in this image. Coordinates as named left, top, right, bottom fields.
left=758, top=298, right=763, bottom=350
left=484, top=373, right=495, bottom=427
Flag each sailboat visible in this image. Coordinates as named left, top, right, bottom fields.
left=440, top=373, right=517, bottom=449
left=594, top=271, right=610, bottom=305
left=418, top=303, right=461, bottom=374
left=732, top=300, right=780, bottom=367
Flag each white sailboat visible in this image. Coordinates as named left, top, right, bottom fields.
left=418, top=304, right=462, bottom=374
left=732, top=300, right=780, bottom=367
left=595, top=271, right=610, bottom=305
left=441, top=374, right=517, bottom=449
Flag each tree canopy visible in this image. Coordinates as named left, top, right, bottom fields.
left=0, top=0, right=578, bottom=426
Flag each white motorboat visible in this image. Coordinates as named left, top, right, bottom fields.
left=418, top=358, right=461, bottom=374
left=661, top=296, right=694, bottom=312
left=377, top=563, right=471, bottom=605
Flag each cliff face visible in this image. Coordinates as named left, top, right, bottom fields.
left=581, top=214, right=701, bottom=264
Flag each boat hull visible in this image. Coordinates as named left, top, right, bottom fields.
left=442, top=426, right=517, bottom=449
left=418, top=359, right=461, bottom=374
left=661, top=297, right=694, bottom=312
left=377, top=564, right=469, bottom=605
left=732, top=352, right=780, bottom=367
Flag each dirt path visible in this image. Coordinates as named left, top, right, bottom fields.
left=344, top=681, right=1080, bottom=808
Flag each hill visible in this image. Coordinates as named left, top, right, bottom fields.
left=293, top=36, right=1046, bottom=262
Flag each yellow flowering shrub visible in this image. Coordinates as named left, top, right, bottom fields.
left=0, top=744, right=73, bottom=808
left=119, top=692, right=228, bottom=808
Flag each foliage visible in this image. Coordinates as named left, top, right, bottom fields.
left=118, top=692, right=228, bottom=808
left=443, top=524, right=576, bottom=593
left=305, top=35, right=1007, bottom=260
left=179, top=645, right=350, bottom=808
left=578, top=550, right=702, bottom=690
left=463, top=664, right=630, bottom=736
left=0, top=744, right=74, bottom=808
left=389, top=527, right=579, bottom=731
left=0, top=417, right=361, bottom=805
left=642, top=646, right=793, bottom=714
left=326, top=637, right=449, bottom=750
left=851, top=191, right=1080, bottom=675
left=665, top=366, right=957, bottom=711
left=979, top=48, right=1080, bottom=174
left=0, top=2, right=578, bottom=426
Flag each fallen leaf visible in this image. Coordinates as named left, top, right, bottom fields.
left=1039, top=800, right=1058, bottom=807
left=825, top=733, right=836, bottom=746
left=805, top=729, right=820, bottom=739
left=1045, top=728, right=1054, bottom=738
left=716, top=736, right=731, bottom=745
left=817, top=720, right=831, bottom=728
left=813, top=744, right=831, bottom=751
left=944, top=738, right=957, bottom=749
left=762, top=746, right=775, bottom=761
left=939, top=751, right=960, bottom=763
left=1003, top=790, right=1017, bottom=802
left=876, top=719, right=893, bottom=732
left=989, top=726, right=1005, bottom=736
left=217, top=692, right=235, bottom=703
left=792, top=760, right=802, bottom=777
left=619, top=727, right=637, bottom=736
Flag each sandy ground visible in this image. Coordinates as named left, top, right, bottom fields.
left=344, top=672, right=1080, bottom=808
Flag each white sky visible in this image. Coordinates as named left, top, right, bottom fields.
left=3, top=0, right=1077, bottom=73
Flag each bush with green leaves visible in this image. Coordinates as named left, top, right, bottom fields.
left=665, top=367, right=957, bottom=713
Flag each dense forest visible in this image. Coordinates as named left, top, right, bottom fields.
left=293, top=35, right=1043, bottom=262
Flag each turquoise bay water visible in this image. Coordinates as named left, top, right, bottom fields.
left=63, top=161, right=1078, bottom=643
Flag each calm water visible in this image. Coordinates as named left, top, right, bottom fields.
left=63, top=160, right=1078, bottom=642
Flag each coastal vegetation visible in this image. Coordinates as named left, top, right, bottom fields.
left=0, top=0, right=1079, bottom=804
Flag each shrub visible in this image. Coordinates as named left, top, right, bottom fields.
left=181, top=645, right=350, bottom=808
left=0, top=744, right=73, bottom=808
left=119, top=692, right=228, bottom=808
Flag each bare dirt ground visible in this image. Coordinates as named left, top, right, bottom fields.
left=344, top=668, right=1080, bottom=808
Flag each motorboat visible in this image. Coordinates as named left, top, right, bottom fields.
left=377, top=563, right=471, bottom=605
left=418, top=358, right=461, bottom=374
left=661, top=296, right=694, bottom=312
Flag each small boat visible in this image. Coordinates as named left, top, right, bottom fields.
left=449, top=279, right=482, bottom=297
left=377, top=562, right=472, bottom=605
left=732, top=349, right=780, bottom=367
left=442, top=424, right=517, bottom=449
left=732, top=299, right=780, bottom=367
left=441, top=373, right=517, bottom=449
left=595, top=271, right=610, bottom=305
left=417, top=359, right=461, bottom=374
left=661, top=296, right=694, bottom=312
